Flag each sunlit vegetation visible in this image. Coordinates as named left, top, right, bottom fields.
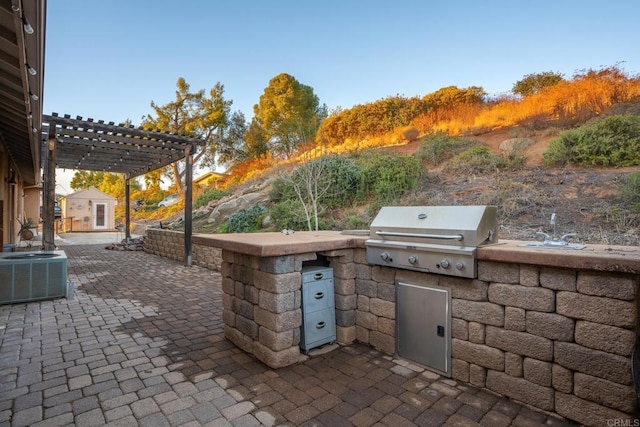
left=224, top=154, right=277, bottom=186
left=512, top=71, right=564, bottom=97
left=219, top=65, right=640, bottom=185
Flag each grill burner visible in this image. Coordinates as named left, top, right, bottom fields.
left=365, top=206, right=498, bottom=278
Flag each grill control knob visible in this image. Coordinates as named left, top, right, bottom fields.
left=408, top=256, right=417, bottom=265
left=440, top=259, right=451, bottom=269
left=456, top=261, right=465, bottom=271
left=380, top=252, right=391, bottom=261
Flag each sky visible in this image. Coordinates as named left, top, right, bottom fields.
left=44, top=0, right=640, bottom=193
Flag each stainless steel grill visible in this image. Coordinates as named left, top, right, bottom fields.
left=365, top=205, right=498, bottom=278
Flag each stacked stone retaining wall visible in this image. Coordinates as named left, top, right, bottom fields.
left=146, top=230, right=639, bottom=425
left=143, top=228, right=222, bottom=271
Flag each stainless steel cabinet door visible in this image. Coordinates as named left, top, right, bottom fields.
left=397, top=282, right=451, bottom=376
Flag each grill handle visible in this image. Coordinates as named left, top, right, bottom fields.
left=375, top=230, right=464, bottom=241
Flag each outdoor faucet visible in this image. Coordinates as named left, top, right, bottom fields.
left=535, top=213, right=577, bottom=246
left=521, top=213, right=586, bottom=250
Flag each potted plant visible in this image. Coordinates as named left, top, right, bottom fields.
left=17, top=218, right=35, bottom=241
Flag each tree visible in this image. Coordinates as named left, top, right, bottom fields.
left=253, top=73, right=327, bottom=159
left=217, top=111, right=250, bottom=166
left=281, top=155, right=331, bottom=231
left=276, top=154, right=358, bottom=231
left=143, top=169, right=164, bottom=190
left=513, top=71, right=564, bottom=97
left=142, top=78, right=233, bottom=190
left=422, top=86, right=486, bottom=108
left=70, top=171, right=105, bottom=191
left=244, top=118, right=270, bottom=160
left=99, top=173, right=127, bottom=199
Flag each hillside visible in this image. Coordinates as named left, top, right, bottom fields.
left=136, top=67, right=640, bottom=247
left=360, top=127, right=639, bottom=246
left=144, top=123, right=639, bottom=248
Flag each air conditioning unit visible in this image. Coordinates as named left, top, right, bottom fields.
left=0, top=251, right=68, bottom=304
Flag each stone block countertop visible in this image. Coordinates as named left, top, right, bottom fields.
left=195, top=231, right=640, bottom=274
left=194, top=230, right=367, bottom=257
left=480, top=240, right=640, bottom=274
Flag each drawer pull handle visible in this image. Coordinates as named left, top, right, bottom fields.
left=314, top=273, right=324, bottom=280
left=316, top=322, right=326, bottom=329
left=314, top=292, right=324, bottom=299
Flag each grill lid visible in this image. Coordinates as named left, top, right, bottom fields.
left=365, top=205, right=498, bottom=278
left=368, top=205, right=498, bottom=248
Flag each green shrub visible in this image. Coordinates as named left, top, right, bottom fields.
left=543, top=139, right=571, bottom=165
left=270, top=155, right=360, bottom=209
left=269, top=173, right=297, bottom=203
left=226, top=205, right=266, bottom=233
left=318, top=155, right=360, bottom=207
left=354, top=152, right=422, bottom=204
left=619, top=171, right=640, bottom=213
left=342, top=209, right=371, bottom=230
left=446, top=145, right=498, bottom=174
left=194, top=188, right=228, bottom=209
left=417, top=133, right=476, bottom=166
left=269, top=199, right=309, bottom=231
left=494, top=152, right=527, bottom=170
left=543, top=115, right=640, bottom=167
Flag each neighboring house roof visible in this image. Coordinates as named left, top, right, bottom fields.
left=194, top=171, right=228, bottom=185
left=62, top=186, right=117, bottom=200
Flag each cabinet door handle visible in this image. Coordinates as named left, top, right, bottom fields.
left=314, top=273, right=324, bottom=280
left=314, top=292, right=324, bottom=299
left=316, top=322, right=326, bottom=329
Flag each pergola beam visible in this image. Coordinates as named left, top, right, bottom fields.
left=55, top=129, right=184, bottom=154
left=47, top=113, right=200, bottom=145
left=44, top=114, right=201, bottom=178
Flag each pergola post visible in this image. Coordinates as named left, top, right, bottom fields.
left=42, top=127, right=56, bottom=251
left=125, top=176, right=131, bottom=242
left=184, top=145, right=193, bottom=266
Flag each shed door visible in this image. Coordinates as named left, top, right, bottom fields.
left=93, top=203, right=107, bottom=230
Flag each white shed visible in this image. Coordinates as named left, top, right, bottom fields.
left=60, top=187, right=117, bottom=231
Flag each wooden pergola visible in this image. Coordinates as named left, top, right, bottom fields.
left=42, top=113, right=205, bottom=265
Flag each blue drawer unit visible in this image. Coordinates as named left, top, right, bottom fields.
left=301, top=266, right=335, bottom=353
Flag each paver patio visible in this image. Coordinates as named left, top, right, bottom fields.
left=0, top=244, right=576, bottom=426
